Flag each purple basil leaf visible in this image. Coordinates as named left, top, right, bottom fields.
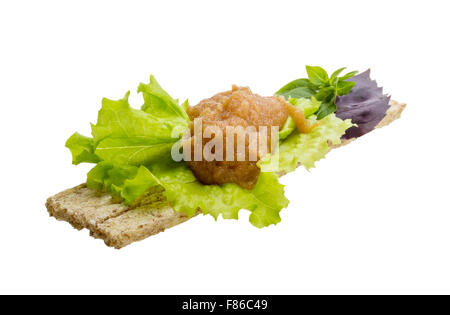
left=335, top=70, right=390, bottom=139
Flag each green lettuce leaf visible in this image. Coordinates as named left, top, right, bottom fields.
left=86, top=159, right=289, bottom=227
left=138, top=75, right=190, bottom=123
left=259, top=114, right=354, bottom=173
left=65, top=132, right=101, bottom=165
left=147, top=161, right=289, bottom=227
left=166, top=173, right=288, bottom=227
left=86, top=161, right=161, bottom=205
left=65, top=75, right=190, bottom=166
left=90, top=92, right=182, bottom=165
left=279, top=97, right=321, bottom=140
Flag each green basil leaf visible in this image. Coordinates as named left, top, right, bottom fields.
left=276, top=66, right=359, bottom=121
left=316, top=101, right=337, bottom=120
left=330, top=67, right=346, bottom=80
left=315, top=86, right=336, bottom=102
left=339, top=71, right=359, bottom=81
left=306, top=66, right=329, bottom=85
left=336, top=81, right=356, bottom=96
left=276, top=78, right=316, bottom=95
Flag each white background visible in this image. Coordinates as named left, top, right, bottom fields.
left=0, top=0, right=449, bottom=295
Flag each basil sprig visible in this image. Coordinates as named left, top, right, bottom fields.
left=276, top=66, right=358, bottom=119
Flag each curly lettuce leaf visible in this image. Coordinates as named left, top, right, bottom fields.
left=67, top=76, right=190, bottom=166
left=259, top=114, right=354, bottom=173
left=86, top=161, right=161, bottom=206
left=147, top=161, right=288, bottom=227
left=279, top=97, right=321, bottom=140
left=91, top=92, right=174, bottom=142
left=65, top=132, right=101, bottom=165
left=86, top=159, right=288, bottom=228
left=138, top=75, right=190, bottom=123
left=165, top=173, right=288, bottom=227
left=91, top=92, right=183, bottom=165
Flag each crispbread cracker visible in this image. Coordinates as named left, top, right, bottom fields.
left=46, top=100, right=406, bottom=249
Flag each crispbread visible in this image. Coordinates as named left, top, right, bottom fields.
left=46, top=186, right=195, bottom=248
left=46, top=100, right=406, bottom=249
